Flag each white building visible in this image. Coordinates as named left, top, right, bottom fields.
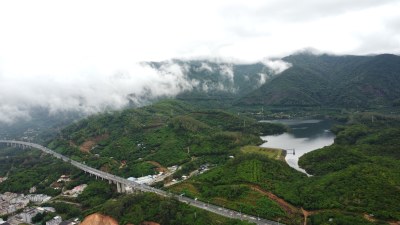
left=20, top=207, right=40, bottom=223
left=128, top=175, right=155, bottom=184
left=26, top=194, right=51, bottom=203
left=57, top=175, right=71, bottom=183
left=40, top=207, right=56, bottom=213
left=46, top=216, right=62, bottom=225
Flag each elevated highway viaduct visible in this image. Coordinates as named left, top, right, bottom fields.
left=0, top=140, right=283, bottom=225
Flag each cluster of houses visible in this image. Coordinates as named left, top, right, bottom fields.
left=0, top=192, right=52, bottom=216
left=0, top=192, right=81, bottom=225
left=6, top=206, right=55, bottom=224
left=0, top=173, right=87, bottom=225
left=0, top=192, right=29, bottom=216
left=2, top=206, right=79, bottom=225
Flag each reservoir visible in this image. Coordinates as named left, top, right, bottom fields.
left=260, top=119, right=335, bottom=174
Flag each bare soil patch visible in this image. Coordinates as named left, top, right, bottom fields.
left=147, top=161, right=168, bottom=172
left=79, top=134, right=109, bottom=153
left=81, top=213, right=118, bottom=225
left=250, top=185, right=300, bottom=215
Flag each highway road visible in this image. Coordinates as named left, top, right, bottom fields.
left=0, top=140, right=284, bottom=225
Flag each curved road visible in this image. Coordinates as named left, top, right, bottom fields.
left=0, top=140, right=283, bottom=225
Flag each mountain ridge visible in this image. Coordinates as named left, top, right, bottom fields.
left=238, top=53, right=400, bottom=108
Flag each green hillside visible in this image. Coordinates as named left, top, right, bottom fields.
left=170, top=112, right=400, bottom=224
left=46, top=100, right=286, bottom=178
left=298, top=113, right=400, bottom=220
left=239, top=53, right=400, bottom=108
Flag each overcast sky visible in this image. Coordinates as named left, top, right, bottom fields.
left=0, top=0, right=399, bottom=123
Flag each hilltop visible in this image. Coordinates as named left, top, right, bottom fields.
left=239, top=53, right=400, bottom=108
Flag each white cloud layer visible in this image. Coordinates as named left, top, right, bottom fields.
left=0, top=0, right=399, bottom=123
left=262, top=60, right=292, bottom=74
left=0, top=63, right=195, bottom=123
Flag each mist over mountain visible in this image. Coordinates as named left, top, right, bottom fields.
left=1, top=52, right=399, bottom=137
left=0, top=58, right=290, bottom=126
left=0, top=57, right=289, bottom=140
left=147, top=59, right=291, bottom=102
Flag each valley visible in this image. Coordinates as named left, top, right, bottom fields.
left=1, top=53, right=399, bottom=225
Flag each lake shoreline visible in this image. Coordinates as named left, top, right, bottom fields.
left=259, top=119, right=335, bottom=174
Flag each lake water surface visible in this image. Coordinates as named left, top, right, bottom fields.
left=260, top=119, right=335, bottom=174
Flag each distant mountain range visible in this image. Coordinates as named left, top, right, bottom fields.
left=151, top=53, right=400, bottom=108
left=146, top=60, right=279, bottom=103
left=3, top=53, right=399, bottom=140
left=239, top=53, right=400, bottom=108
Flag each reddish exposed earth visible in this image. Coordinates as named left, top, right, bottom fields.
left=80, top=213, right=118, bottom=225
left=81, top=213, right=160, bottom=225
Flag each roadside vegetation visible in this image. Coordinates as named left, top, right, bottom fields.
left=0, top=147, right=253, bottom=225
left=0, top=148, right=81, bottom=196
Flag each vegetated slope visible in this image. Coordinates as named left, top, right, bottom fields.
left=47, top=100, right=286, bottom=178
left=98, top=193, right=252, bottom=225
left=298, top=113, right=400, bottom=221
left=239, top=53, right=400, bottom=108
left=169, top=153, right=306, bottom=225
left=0, top=147, right=82, bottom=196
left=170, top=113, right=400, bottom=225
left=71, top=184, right=253, bottom=225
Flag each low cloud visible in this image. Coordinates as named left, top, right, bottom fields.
left=0, top=63, right=195, bottom=124
left=257, top=73, right=268, bottom=86
left=262, top=59, right=292, bottom=74
left=197, top=63, right=214, bottom=72
left=219, top=64, right=235, bottom=83
left=0, top=57, right=293, bottom=124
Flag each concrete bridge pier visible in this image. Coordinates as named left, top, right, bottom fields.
left=117, top=182, right=129, bottom=193
left=117, top=182, right=123, bottom=193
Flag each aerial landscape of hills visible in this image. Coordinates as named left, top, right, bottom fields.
left=1, top=1, right=400, bottom=225
left=1, top=52, right=400, bottom=225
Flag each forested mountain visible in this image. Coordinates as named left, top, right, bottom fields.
left=239, top=53, right=400, bottom=108
left=4, top=53, right=398, bottom=141
left=147, top=60, right=278, bottom=106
